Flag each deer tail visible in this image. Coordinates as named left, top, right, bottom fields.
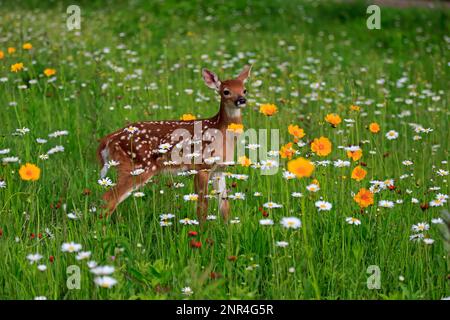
left=97, top=137, right=110, bottom=178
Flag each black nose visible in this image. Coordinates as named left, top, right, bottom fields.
left=236, top=97, right=246, bottom=106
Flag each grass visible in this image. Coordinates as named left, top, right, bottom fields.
left=0, top=0, right=449, bottom=299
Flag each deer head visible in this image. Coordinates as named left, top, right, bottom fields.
left=202, top=65, right=252, bottom=119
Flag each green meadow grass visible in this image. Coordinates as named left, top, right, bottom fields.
left=0, top=0, right=449, bottom=299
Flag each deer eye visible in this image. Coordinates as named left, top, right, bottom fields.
left=223, top=89, right=230, bottom=96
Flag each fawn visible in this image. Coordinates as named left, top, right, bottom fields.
left=97, top=65, right=251, bottom=221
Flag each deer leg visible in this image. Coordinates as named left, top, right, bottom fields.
left=212, top=172, right=229, bottom=222
left=103, top=171, right=153, bottom=216
left=194, top=170, right=210, bottom=222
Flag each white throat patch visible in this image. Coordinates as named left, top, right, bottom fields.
left=225, top=106, right=241, bottom=119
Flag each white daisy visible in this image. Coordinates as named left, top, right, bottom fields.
left=259, top=219, right=274, bottom=226
left=378, top=200, right=395, bottom=208
left=315, top=201, right=332, bottom=211
left=61, top=242, right=82, bottom=253
left=229, top=192, right=246, bottom=200
left=386, top=130, right=399, bottom=140
left=291, top=192, right=303, bottom=198
left=98, top=177, right=114, bottom=187
left=26, top=253, right=43, bottom=264
left=333, top=160, right=351, bottom=167
left=346, top=217, right=361, bottom=225
left=263, top=202, right=283, bottom=209
left=37, top=265, right=47, bottom=272
left=306, top=183, right=320, bottom=192
left=282, top=170, right=296, bottom=180
left=179, top=218, right=199, bottom=225
left=94, top=276, right=117, bottom=288
left=160, top=213, right=175, bottom=220
left=181, top=287, right=194, bottom=296
left=280, top=217, right=301, bottom=229
left=48, top=130, right=69, bottom=138
left=276, top=241, right=289, bottom=247
left=76, top=251, right=92, bottom=261
left=411, top=222, right=429, bottom=233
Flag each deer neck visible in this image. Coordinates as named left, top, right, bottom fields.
left=216, top=100, right=242, bottom=129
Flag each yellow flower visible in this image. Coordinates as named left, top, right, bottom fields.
left=354, top=188, right=374, bottom=208
left=350, top=105, right=360, bottom=111
left=369, top=122, right=380, bottom=133
left=22, top=43, right=32, bottom=50
left=11, top=62, right=24, bottom=72
left=347, top=149, right=363, bottom=162
left=287, top=157, right=315, bottom=178
left=288, top=124, right=305, bottom=139
left=325, top=113, right=342, bottom=127
left=311, top=137, right=332, bottom=157
left=43, top=68, right=56, bottom=77
left=227, top=123, right=244, bottom=133
left=0, top=50, right=4, bottom=59
left=238, top=156, right=252, bottom=167
left=351, top=166, right=367, bottom=181
left=259, top=103, right=278, bottom=116
left=19, top=163, right=41, bottom=181
left=7, top=47, right=16, bottom=54
left=279, top=142, right=295, bottom=159
left=180, top=113, right=196, bottom=121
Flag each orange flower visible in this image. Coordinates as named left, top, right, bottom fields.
left=279, top=142, right=295, bottom=159
left=43, top=68, right=56, bottom=77
left=238, top=156, right=252, bottom=167
left=351, top=166, right=367, bottom=181
left=11, top=62, right=24, bottom=72
left=311, top=137, right=332, bottom=157
left=227, top=123, right=244, bottom=133
left=369, top=122, right=380, bottom=133
left=7, top=47, right=16, bottom=54
left=19, top=163, right=41, bottom=181
left=325, top=113, right=342, bottom=127
left=0, top=50, right=4, bottom=59
left=22, top=43, right=33, bottom=50
left=180, top=113, right=196, bottom=121
left=287, top=157, right=315, bottom=178
left=347, top=149, right=362, bottom=161
left=259, top=103, right=277, bottom=116
left=350, top=105, right=360, bottom=111
left=288, top=124, right=305, bottom=139
left=354, top=188, right=374, bottom=208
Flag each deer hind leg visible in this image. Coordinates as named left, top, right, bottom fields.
left=103, top=170, right=153, bottom=215
left=212, top=172, right=229, bottom=222
left=102, top=146, right=154, bottom=215
left=194, top=170, right=210, bottom=223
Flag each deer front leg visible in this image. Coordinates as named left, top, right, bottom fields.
left=194, top=170, right=210, bottom=223
left=213, top=172, right=229, bottom=222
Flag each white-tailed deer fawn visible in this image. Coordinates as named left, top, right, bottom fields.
left=97, top=65, right=251, bottom=222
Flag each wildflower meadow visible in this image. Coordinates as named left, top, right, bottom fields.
left=0, top=0, right=449, bottom=300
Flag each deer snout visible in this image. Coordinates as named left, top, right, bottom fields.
left=235, top=97, right=246, bottom=107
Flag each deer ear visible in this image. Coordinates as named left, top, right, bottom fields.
left=202, top=68, right=221, bottom=90
left=237, top=65, right=252, bottom=82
